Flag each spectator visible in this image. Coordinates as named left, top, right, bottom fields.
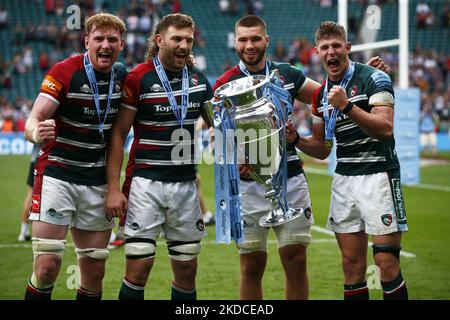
left=420, top=101, right=440, bottom=156
left=39, top=51, right=50, bottom=72
left=172, top=0, right=182, bottom=13
left=45, top=0, right=56, bottom=15
left=219, top=0, right=230, bottom=14
left=0, top=5, right=8, bottom=30
left=416, top=2, right=432, bottom=28
left=22, top=46, right=34, bottom=72
left=441, top=3, right=450, bottom=28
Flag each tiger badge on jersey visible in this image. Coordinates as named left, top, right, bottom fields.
left=350, top=85, right=358, bottom=97
left=191, top=74, right=198, bottom=86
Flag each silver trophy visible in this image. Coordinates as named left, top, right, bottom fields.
left=207, top=74, right=303, bottom=227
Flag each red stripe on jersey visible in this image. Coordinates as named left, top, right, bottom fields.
left=140, top=124, right=169, bottom=132
left=310, top=84, right=325, bottom=117
left=141, top=96, right=173, bottom=104
left=138, top=144, right=161, bottom=150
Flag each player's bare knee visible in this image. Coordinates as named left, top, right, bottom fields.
left=342, top=256, right=366, bottom=278
left=34, top=261, right=60, bottom=285
left=285, top=251, right=307, bottom=267
left=372, top=244, right=401, bottom=280
left=241, top=255, right=265, bottom=278
left=173, top=259, right=198, bottom=280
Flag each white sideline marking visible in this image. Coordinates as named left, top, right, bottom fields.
left=306, top=167, right=450, bottom=193
left=312, top=225, right=416, bottom=258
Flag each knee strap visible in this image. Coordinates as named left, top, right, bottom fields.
left=167, top=241, right=201, bottom=261
left=124, top=238, right=156, bottom=260
left=75, top=247, right=109, bottom=260
left=372, top=244, right=401, bottom=261
left=32, top=237, right=66, bottom=259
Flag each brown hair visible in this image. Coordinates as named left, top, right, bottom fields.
left=314, top=21, right=347, bottom=45
left=145, top=13, right=195, bottom=68
left=85, top=13, right=127, bottom=38
left=235, top=15, right=267, bottom=35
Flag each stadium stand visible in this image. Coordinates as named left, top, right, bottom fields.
left=0, top=0, right=449, bottom=134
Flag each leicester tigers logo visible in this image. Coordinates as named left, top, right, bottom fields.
left=350, top=85, right=357, bottom=97
left=191, top=74, right=198, bottom=86
left=381, top=214, right=393, bottom=226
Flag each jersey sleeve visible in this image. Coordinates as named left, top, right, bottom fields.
left=121, top=69, right=141, bottom=111
left=310, top=85, right=324, bottom=118
left=367, top=70, right=394, bottom=96
left=289, top=65, right=307, bottom=93
left=39, top=61, right=69, bottom=105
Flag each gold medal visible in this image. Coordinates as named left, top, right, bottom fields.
left=99, top=132, right=105, bottom=144
left=324, top=140, right=333, bottom=149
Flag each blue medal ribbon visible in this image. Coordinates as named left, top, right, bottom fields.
left=212, top=97, right=244, bottom=244
left=322, top=61, right=355, bottom=146
left=264, top=71, right=293, bottom=215
left=153, top=56, right=189, bottom=128
left=83, top=52, right=115, bottom=143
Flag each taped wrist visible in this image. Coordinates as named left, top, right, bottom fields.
left=31, top=126, right=42, bottom=144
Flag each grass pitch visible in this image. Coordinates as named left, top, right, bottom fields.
left=0, top=154, right=449, bottom=300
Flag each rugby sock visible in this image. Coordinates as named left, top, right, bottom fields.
left=76, top=286, right=102, bottom=300
left=25, top=281, right=53, bottom=300
left=118, top=277, right=145, bottom=300
left=20, top=222, right=30, bottom=236
left=171, top=281, right=196, bottom=300
left=344, top=281, right=369, bottom=300
left=382, top=272, right=408, bottom=300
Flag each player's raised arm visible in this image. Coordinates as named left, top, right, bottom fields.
left=25, top=93, right=58, bottom=144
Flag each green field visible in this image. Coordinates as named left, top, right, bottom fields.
left=0, top=154, right=449, bottom=300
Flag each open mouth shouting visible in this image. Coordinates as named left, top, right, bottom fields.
left=98, top=51, right=113, bottom=63
left=174, top=51, right=188, bottom=64
left=327, top=58, right=340, bottom=72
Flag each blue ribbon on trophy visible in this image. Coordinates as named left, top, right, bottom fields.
left=260, top=71, right=293, bottom=223
left=322, top=61, right=355, bottom=149
left=212, top=97, right=244, bottom=244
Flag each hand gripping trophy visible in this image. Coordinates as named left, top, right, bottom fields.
left=206, top=71, right=304, bottom=243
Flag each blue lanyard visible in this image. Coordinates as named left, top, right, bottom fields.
left=238, top=60, right=270, bottom=77
left=153, top=56, right=189, bottom=128
left=83, top=53, right=115, bottom=141
left=322, top=60, right=355, bottom=142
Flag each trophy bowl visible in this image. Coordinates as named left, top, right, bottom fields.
left=213, top=74, right=303, bottom=227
